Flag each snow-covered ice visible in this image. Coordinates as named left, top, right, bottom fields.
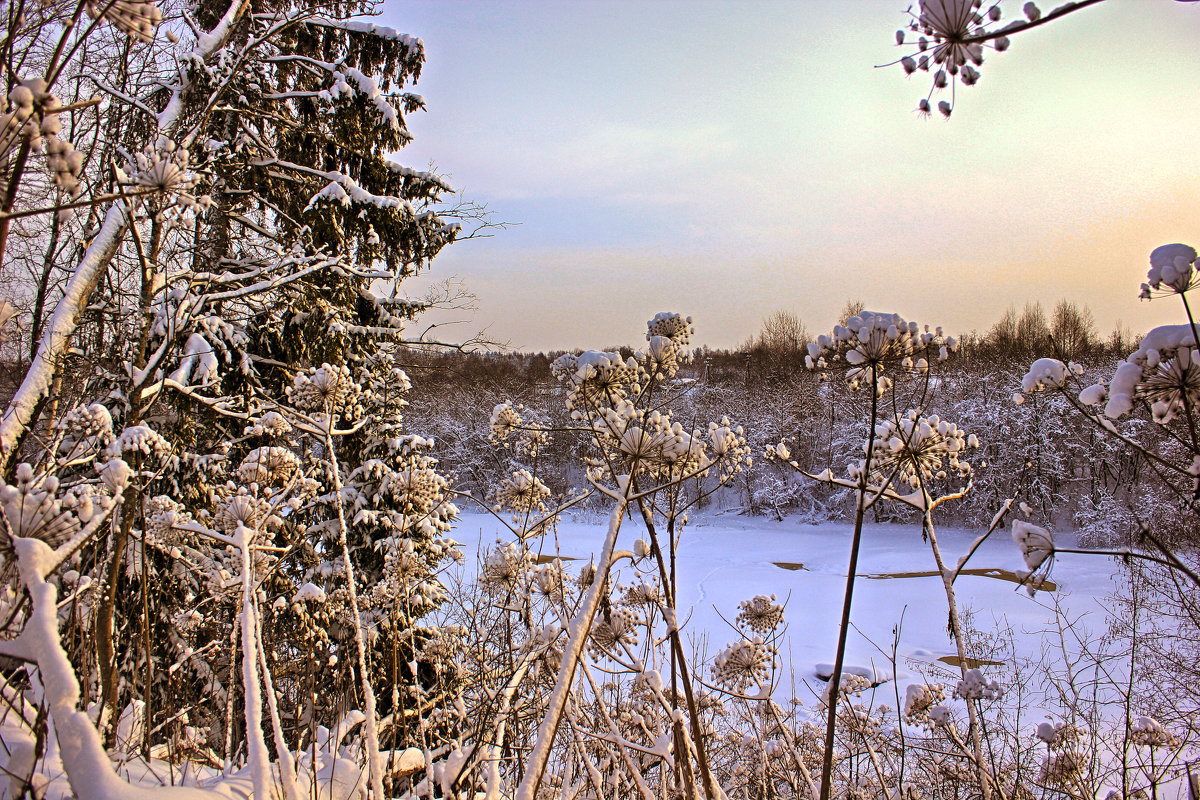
left=453, top=510, right=1116, bottom=700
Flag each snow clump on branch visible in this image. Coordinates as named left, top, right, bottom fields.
left=1012, top=520, right=1053, bottom=571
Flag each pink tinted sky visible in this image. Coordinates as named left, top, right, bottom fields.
left=384, top=0, right=1200, bottom=351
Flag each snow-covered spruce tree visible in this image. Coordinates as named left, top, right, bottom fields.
left=0, top=0, right=470, bottom=796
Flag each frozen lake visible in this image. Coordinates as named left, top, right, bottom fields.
left=450, top=509, right=1121, bottom=701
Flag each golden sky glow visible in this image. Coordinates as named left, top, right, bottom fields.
left=388, top=0, right=1200, bottom=351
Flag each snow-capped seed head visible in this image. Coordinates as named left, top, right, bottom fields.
left=646, top=312, right=694, bottom=361
left=489, top=401, right=522, bottom=442
left=903, top=682, right=946, bottom=725
left=237, top=446, right=300, bottom=485
left=490, top=469, right=551, bottom=520
left=1021, top=358, right=1068, bottom=393
left=1145, top=243, right=1198, bottom=296
left=735, top=594, right=784, bottom=633
left=953, top=668, right=1002, bottom=701
left=712, top=637, right=776, bottom=691
left=1130, top=716, right=1179, bottom=749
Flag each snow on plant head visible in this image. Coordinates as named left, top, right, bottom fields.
left=373, top=537, right=447, bottom=595
left=1130, top=715, right=1179, bottom=749
left=712, top=637, right=776, bottom=692
left=765, top=439, right=792, bottom=463
left=1141, top=243, right=1198, bottom=298
left=589, top=606, right=641, bottom=658
left=808, top=311, right=955, bottom=391
left=552, top=350, right=642, bottom=413
left=237, top=446, right=301, bottom=487
left=1102, top=324, right=1200, bottom=423
left=708, top=417, right=752, bottom=484
left=902, top=682, right=946, bottom=726
left=866, top=410, right=978, bottom=490
left=106, top=423, right=171, bottom=461
left=128, top=139, right=209, bottom=224
left=215, top=489, right=280, bottom=536
left=586, top=401, right=717, bottom=482
left=646, top=312, right=694, bottom=360
left=388, top=457, right=452, bottom=515
left=97, top=457, right=132, bottom=494
left=288, top=363, right=363, bottom=417
left=1078, top=383, right=1107, bottom=407
left=245, top=411, right=292, bottom=438
left=1036, top=719, right=1083, bottom=748
left=55, top=402, right=114, bottom=455
left=480, top=541, right=534, bottom=594
left=3, top=81, right=86, bottom=201
left=1040, top=749, right=1087, bottom=788
left=620, top=577, right=665, bottom=610
left=735, top=594, right=784, bottom=633
left=0, top=467, right=111, bottom=546
left=821, top=672, right=873, bottom=709
left=489, top=401, right=551, bottom=456
left=489, top=402, right=523, bottom=442
left=953, top=668, right=1002, bottom=701
left=1035, top=721, right=1088, bottom=786
left=640, top=335, right=681, bottom=378
left=1020, top=358, right=1073, bottom=393
left=144, top=495, right=191, bottom=541
left=490, top=469, right=552, bottom=522
left=530, top=560, right=567, bottom=603
left=1011, top=519, right=1053, bottom=571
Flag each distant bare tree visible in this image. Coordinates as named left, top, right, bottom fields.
left=1108, top=319, right=1135, bottom=355
left=757, top=309, right=809, bottom=352
left=837, top=298, right=865, bottom=326
left=1050, top=299, right=1097, bottom=360
left=1016, top=301, right=1049, bottom=350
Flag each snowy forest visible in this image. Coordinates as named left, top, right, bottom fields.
left=0, top=1, right=1197, bottom=800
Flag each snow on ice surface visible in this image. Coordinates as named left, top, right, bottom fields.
left=453, top=511, right=1115, bottom=699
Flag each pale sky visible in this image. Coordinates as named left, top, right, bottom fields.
left=382, top=0, right=1200, bottom=352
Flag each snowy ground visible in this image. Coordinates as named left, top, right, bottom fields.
left=451, top=510, right=1120, bottom=704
